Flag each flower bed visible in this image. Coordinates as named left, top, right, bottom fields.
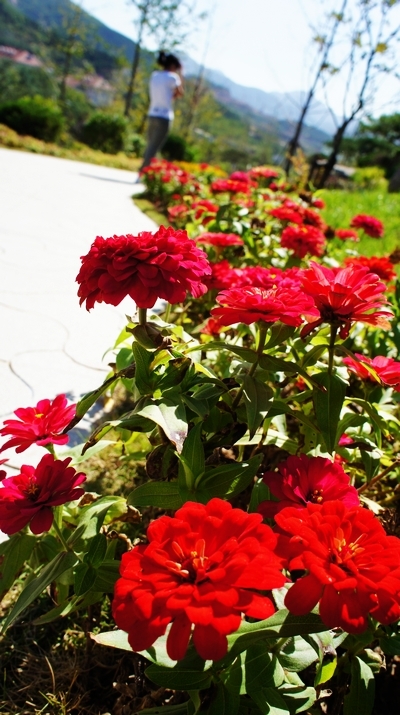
left=1, top=158, right=400, bottom=714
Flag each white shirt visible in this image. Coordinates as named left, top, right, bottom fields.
left=148, top=70, right=181, bottom=121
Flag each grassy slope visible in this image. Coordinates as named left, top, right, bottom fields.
left=321, top=189, right=400, bottom=256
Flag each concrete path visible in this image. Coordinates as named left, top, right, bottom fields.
left=0, top=147, right=156, bottom=480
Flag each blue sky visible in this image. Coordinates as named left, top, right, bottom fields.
left=79, top=0, right=400, bottom=118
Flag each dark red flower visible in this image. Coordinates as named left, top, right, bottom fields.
left=335, top=228, right=359, bottom=242
left=112, top=498, right=285, bottom=661
left=0, top=459, right=7, bottom=481
left=197, top=232, right=244, bottom=247
left=300, top=262, right=393, bottom=339
left=343, top=353, right=400, bottom=391
left=311, top=198, right=325, bottom=209
left=302, top=208, right=327, bottom=231
left=344, top=256, right=396, bottom=282
left=206, top=260, right=248, bottom=291
left=76, top=226, right=211, bottom=310
left=350, top=214, right=384, bottom=238
left=269, top=206, right=303, bottom=224
left=0, top=395, right=75, bottom=454
left=211, top=285, right=317, bottom=327
left=281, top=225, right=326, bottom=259
left=0, top=454, right=86, bottom=535
left=276, top=500, right=400, bottom=634
left=258, top=454, right=359, bottom=519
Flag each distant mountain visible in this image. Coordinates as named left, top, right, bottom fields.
left=182, top=55, right=337, bottom=135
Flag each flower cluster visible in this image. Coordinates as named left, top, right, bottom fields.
left=281, top=225, right=326, bottom=259
left=76, top=226, right=211, bottom=310
left=112, top=498, right=285, bottom=661
left=344, top=255, right=396, bottom=282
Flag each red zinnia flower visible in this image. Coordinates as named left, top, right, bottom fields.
left=197, top=232, right=244, bottom=247
left=249, top=166, right=280, bottom=180
left=311, top=198, right=325, bottom=209
left=0, top=394, right=75, bottom=454
left=0, top=459, right=7, bottom=481
left=76, top=226, right=211, bottom=310
left=343, top=353, right=400, bottom=391
left=269, top=207, right=303, bottom=224
left=344, top=256, right=396, bottom=282
left=350, top=214, right=384, bottom=238
left=258, top=454, right=359, bottom=519
left=0, top=454, right=86, bottom=535
left=112, top=498, right=285, bottom=661
left=276, top=500, right=400, bottom=634
left=192, top=200, right=219, bottom=223
left=300, top=262, right=393, bottom=339
left=211, top=179, right=250, bottom=194
left=335, top=229, right=359, bottom=242
left=281, top=225, right=326, bottom=259
left=167, top=204, right=188, bottom=220
left=211, top=285, right=317, bottom=327
left=206, top=261, right=247, bottom=291
left=302, top=208, right=326, bottom=231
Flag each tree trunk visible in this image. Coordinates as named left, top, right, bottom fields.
left=283, top=98, right=314, bottom=175
left=124, top=41, right=142, bottom=117
left=314, top=121, right=350, bottom=188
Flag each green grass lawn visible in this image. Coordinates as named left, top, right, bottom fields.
left=321, top=189, right=400, bottom=256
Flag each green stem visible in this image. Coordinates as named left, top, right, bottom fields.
left=358, top=461, right=399, bottom=495
left=164, top=302, right=172, bottom=323
left=45, top=443, right=56, bottom=457
left=138, top=307, right=147, bottom=326
left=52, top=518, right=71, bottom=553
left=231, top=323, right=268, bottom=410
left=328, top=325, right=338, bottom=375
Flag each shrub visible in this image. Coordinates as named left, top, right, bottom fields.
left=0, top=95, right=63, bottom=141
left=161, top=132, right=193, bottom=161
left=352, top=166, right=388, bottom=191
left=81, top=112, right=128, bottom=154
left=126, top=131, right=146, bottom=157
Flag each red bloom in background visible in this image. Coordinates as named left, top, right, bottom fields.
left=0, top=394, right=75, bottom=454
left=276, top=500, right=400, bottom=634
left=335, top=228, right=359, bottom=242
left=112, top=498, right=284, bottom=661
left=344, top=255, right=396, bottom=282
left=301, top=262, right=393, bottom=339
left=281, top=225, right=326, bottom=259
left=351, top=214, right=384, bottom=238
left=167, top=204, right=187, bottom=220
left=311, top=197, right=325, bottom=209
left=201, top=317, right=224, bottom=335
left=258, top=454, right=359, bottom=519
left=76, top=226, right=211, bottom=310
left=192, top=200, right=219, bottom=224
left=269, top=206, right=303, bottom=224
left=343, top=353, right=400, bottom=391
left=197, top=232, right=244, bottom=247
left=211, top=285, right=317, bottom=327
left=206, top=260, right=248, bottom=291
left=302, top=208, right=327, bottom=231
left=249, top=166, right=280, bottom=180
left=211, top=179, right=251, bottom=194
left=0, top=454, right=86, bottom=535
left=230, top=171, right=251, bottom=183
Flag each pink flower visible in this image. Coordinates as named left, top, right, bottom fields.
left=196, top=232, right=244, bottom=247
left=350, top=214, right=384, bottom=238
left=343, top=353, right=400, bottom=391
left=258, top=454, right=359, bottom=518
left=211, top=285, right=317, bottom=327
left=335, top=229, right=359, bottom=242
left=0, top=395, right=76, bottom=454
left=0, top=454, right=86, bottom=535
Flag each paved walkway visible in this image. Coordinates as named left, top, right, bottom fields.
left=0, top=147, right=156, bottom=477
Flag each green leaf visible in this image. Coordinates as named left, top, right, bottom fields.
left=201, top=455, right=263, bottom=499
left=145, top=662, right=213, bottom=690
left=343, top=656, right=375, bottom=715
left=314, top=654, right=337, bottom=686
left=0, top=533, right=36, bottom=596
left=84, top=533, right=107, bottom=568
left=75, top=496, right=127, bottom=540
left=312, top=372, right=347, bottom=453
left=178, top=422, right=205, bottom=482
left=348, top=397, right=390, bottom=437
left=92, top=560, right=120, bottom=592
left=132, top=341, right=154, bottom=393
left=1, top=551, right=78, bottom=632
left=243, top=376, right=273, bottom=438
left=137, top=399, right=188, bottom=452
left=258, top=354, right=314, bottom=384
left=246, top=646, right=285, bottom=689
left=209, top=682, right=240, bottom=715
left=279, top=684, right=317, bottom=713
left=59, top=439, right=115, bottom=465
left=74, top=563, right=97, bottom=597
left=264, top=324, right=296, bottom=350
left=91, top=629, right=131, bottom=651
left=128, top=481, right=183, bottom=509
left=278, top=636, right=319, bottom=671
left=191, top=341, right=257, bottom=363
left=74, top=377, right=116, bottom=420
left=249, top=687, right=289, bottom=714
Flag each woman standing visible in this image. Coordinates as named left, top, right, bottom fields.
left=139, top=51, right=183, bottom=171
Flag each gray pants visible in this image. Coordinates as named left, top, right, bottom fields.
left=140, top=116, right=170, bottom=170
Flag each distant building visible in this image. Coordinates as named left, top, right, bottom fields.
left=0, top=45, right=43, bottom=68
left=66, top=74, right=114, bottom=107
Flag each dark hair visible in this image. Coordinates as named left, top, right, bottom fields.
left=157, top=50, right=182, bottom=71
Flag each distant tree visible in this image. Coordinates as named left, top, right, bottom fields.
left=314, top=0, right=400, bottom=188
left=50, top=2, right=89, bottom=105
left=341, top=113, right=400, bottom=178
left=284, top=0, right=348, bottom=175
left=124, top=0, right=204, bottom=117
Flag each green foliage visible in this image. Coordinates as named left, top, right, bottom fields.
left=0, top=94, right=63, bottom=141
left=162, top=132, right=197, bottom=161
left=81, top=110, right=128, bottom=153
left=0, top=59, right=56, bottom=103
left=352, top=166, right=387, bottom=191
left=341, top=113, right=400, bottom=178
